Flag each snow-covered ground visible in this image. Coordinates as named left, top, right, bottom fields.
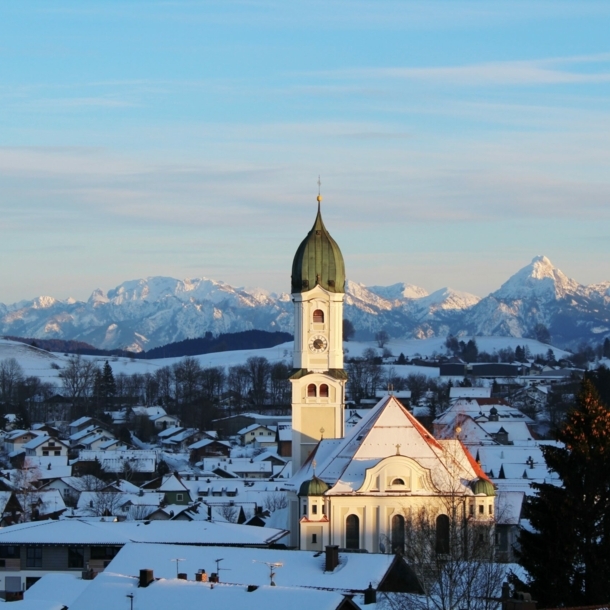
left=0, top=335, right=572, bottom=386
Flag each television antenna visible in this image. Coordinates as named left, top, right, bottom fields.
left=171, top=557, right=185, bottom=578
left=253, top=560, right=283, bottom=586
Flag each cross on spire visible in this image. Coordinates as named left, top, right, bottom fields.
left=317, top=176, right=322, bottom=205
left=395, top=443, right=401, bottom=455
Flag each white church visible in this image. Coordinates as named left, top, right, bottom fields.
left=284, top=194, right=496, bottom=552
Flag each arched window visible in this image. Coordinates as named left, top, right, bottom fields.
left=307, top=384, right=317, bottom=398
left=319, top=384, right=329, bottom=398
left=313, top=309, right=324, bottom=323
left=346, top=514, right=360, bottom=549
left=391, top=478, right=405, bottom=486
left=436, top=514, right=450, bottom=554
left=391, top=514, right=405, bottom=553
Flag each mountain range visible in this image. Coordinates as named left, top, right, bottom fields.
left=1, top=256, right=609, bottom=352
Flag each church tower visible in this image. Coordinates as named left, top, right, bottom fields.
left=290, top=193, right=347, bottom=469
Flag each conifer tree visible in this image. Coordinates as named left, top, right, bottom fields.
left=518, top=380, right=610, bottom=606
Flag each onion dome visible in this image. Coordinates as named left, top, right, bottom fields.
left=470, top=478, right=497, bottom=497
left=298, top=475, right=330, bottom=497
left=291, top=200, right=345, bottom=294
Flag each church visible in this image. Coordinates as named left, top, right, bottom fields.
left=284, top=193, right=496, bottom=553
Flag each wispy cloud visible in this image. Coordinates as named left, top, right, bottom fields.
left=324, top=54, right=610, bottom=87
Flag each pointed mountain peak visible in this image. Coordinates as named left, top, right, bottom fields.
left=494, top=256, right=579, bottom=301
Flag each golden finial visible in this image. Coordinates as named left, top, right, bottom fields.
left=317, top=175, right=322, bottom=203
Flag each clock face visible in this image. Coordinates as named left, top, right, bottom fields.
left=308, top=334, right=328, bottom=353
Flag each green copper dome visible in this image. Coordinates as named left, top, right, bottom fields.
left=298, top=475, right=330, bottom=497
left=291, top=203, right=345, bottom=294
left=470, top=478, right=497, bottom=497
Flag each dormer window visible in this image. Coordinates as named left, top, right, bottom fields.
left=313, top=309, right=324, bottom=323
left=392, top=478, right=405, bottom=486
left=320, top=384, right=329, bottom=398
left=307, top=384, right=317, bottom=398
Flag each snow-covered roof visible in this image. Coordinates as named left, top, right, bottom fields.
left=158, top=474, right=189, bottom=492
left=449, top=387, right=492, bottom=399
left=25, top=573, right=91, bottom=608
left=288, top=395, right=483, bottom=497
left=157, top=426, right=183, bottom=439
left=238, top=423, right=275, bottom=436
left=188, top=438, right=231, bottom=450
left=0, top=518, right=288, bottom=546
left=76, top=450, right=158, bottom=473
left=107, top=541, right=396, bottom=592
left=70, top=416, right=92, bottom=428
left=68, top=572, right=357, bottom=610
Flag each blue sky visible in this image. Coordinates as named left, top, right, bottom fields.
left=1, top=1, right=610, bottom=303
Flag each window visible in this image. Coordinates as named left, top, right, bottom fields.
left=488, top=504, right=493, bottom=515
left=42, top=451, right=48, bottom=456
left=312, top=504, right=317, bottom=515
left=307, top=384, right=317, bottom=398
left=26, top=546, right=42, bottom=568
left=392, top=478, right=405, bottom=486
left=319, top=384, right=329, bottom=398
left=312, top=533, right=317, bottom=543
left=435, top=515, right=450, bottom=554
left=346, top=515, right=360, bottom=550
left=176, top=494, right=184, bottom=502
left=479, top=504, right=484, bottom=514
left=54, top=451, right=60, bottom=456
left=391, top=514, right=405, bottom=553
left=48, top=442, right=55, bottom=447
left=0, top=546, right=19, bottom=559
left=68, top=547, right=84, bottom=569
left=90, top=547, right=120, bottom=560
left=313, top=309, right=324, bottom=323
left=303, top=503, right=307, bottom=515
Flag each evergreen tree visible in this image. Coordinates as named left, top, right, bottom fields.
left=518, top=380, right=610, bottom=606
left=101, top=361, right=116, bottom=407
left=515, top=345, right=525, bottom=362
left=604, top=337, right=610, bottom=359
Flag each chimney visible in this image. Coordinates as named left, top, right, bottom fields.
left=178, top=573, right=187, bottom=580
left=210, top=573, right=219, bottom=583
left=325, top=545, right=339, bottom=572
left=364, top=583, right=377, bottom=605
left=139, top=569, right=154, bottom=588
left=196, top=570, right=208, bottom=583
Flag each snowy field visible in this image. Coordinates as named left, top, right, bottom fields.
left=0, top=336, right=572, bottom=387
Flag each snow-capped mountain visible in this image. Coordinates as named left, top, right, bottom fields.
left=1, top=257, right=608, bottom=352
left=461, top=256, right=610, bottom=345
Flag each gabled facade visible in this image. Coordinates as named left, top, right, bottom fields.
left=288, top=395, right=495, bottom=553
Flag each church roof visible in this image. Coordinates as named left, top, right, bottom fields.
left=288, top=395, right=482, bottom=497
left=291, top=203, right=345, bottom=294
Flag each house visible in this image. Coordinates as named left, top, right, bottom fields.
left=0, top=518, right=288, bottom=595
left=158, top=474, right=192, bottom=505
left=23, top=436, right=69, bottom=458
left=4, top=430, right=44, bottom=455
left=188, top=438, right=231, bottom=462
left=131, top=406, right=180, bottom=431
left=238, top=424, right=276, bottom=446
left=72, top=450, right=158, bottom=481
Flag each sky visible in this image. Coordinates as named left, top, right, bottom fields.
left=1, top=1, right=610, bottom=303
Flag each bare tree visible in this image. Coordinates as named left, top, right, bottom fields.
left=13, top=457, right=41, bottom=522
left=84, top=491, right=125, bottom=517
left=375, top=330, right=390, bottom=348
left=263, top=492, right=288, bottom=512
left=0, top=357, right=24, bottom=405
left=217, top=504, right=238, bottom=523
left=59, top=355, right=99, bottom=415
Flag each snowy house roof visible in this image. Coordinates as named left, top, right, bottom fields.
left=0, top=518, right=288, bottom=546
left=188, top=438, right=231, bottom=450
left=24, top=573, right=90, bottom=608
left=68, top=572, right=360, bottom=610
left=69, top=416, right=92, bottom=428
left=157, top=426, right=183, bottom=439
left=449, top=387, right=492, bottom=399
left=238, top=423, right=276, bottom=436
left=106, top=541, right=398, bottom=593
left=158, top=474, right=189, bottom=493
